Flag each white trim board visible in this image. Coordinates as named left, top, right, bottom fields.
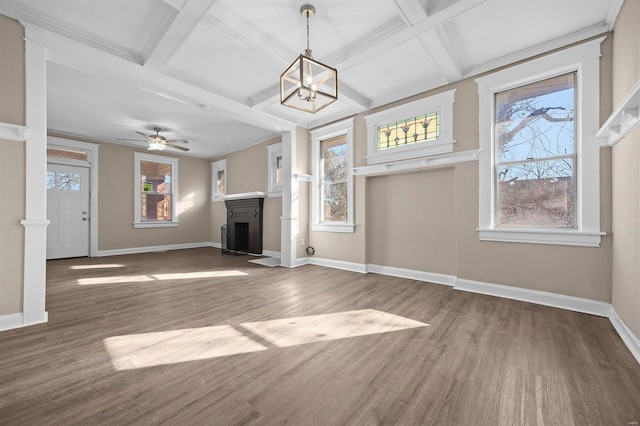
left=0, top=312, right=48, bottom=332
left=96, top=242, right=212, bottom=257
left=453, top=278, right=612, bottom=317
left=367, top=264, right=456, bottom=286
left=609, top=307, right=640, bottom=364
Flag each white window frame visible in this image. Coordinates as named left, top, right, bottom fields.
left=364, top=89, right=455, bottom=165
left=310, top=118, right=355, bottom=233
left=267, top=143, right=283, bottom=197
left=476, top=38, right=605, bottom=247
left=134, top=152, right=179, bottom=228
left=211, top=159, right=226, bottom=201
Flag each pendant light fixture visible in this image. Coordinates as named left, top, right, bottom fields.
left=280, top=4, right=337, bottom=113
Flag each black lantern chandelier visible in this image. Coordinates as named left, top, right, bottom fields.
left=280, top=4, right=338, bottom=113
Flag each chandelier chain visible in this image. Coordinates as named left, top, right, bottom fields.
left=306, top=10, right=310, bottom=54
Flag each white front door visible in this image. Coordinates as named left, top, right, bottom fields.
left=47, top=163, right=90, bottom=259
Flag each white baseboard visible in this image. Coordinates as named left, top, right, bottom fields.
left=0, top=311, right=48, bottom=332
left=454, top=278, right=612, bottom=317
left=301, top=256, right=367, bottom=273
left=210, top=242, right=221, bottom=249
left=97, top=242, right=213, bottom=257
left=609, top=307, right=640, bottom=364
left=0, top=313, right=24, bottom=331
left=367, top=264, right=456, bottom=286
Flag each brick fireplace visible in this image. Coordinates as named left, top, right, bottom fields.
left=224, top=196, right=264, bottom=255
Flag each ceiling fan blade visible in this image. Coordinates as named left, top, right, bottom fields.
left=116, top=138, right=147, bottom=142
left=135, top=131, right=151, bottom=138
left=167, top=139, right=189, bottom=144
left=167, top=143, right=190, bottom=151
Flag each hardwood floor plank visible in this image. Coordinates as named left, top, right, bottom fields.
left=1, top=248, right=639, bottom=425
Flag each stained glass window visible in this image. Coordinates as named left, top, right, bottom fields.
left=377, top=112, right=439, bottom=150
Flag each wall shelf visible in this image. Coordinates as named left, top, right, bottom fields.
left=352, top=149, right=480, bottom=177
left=0, top=122, right=27, bottom=141
left=596, top=80, right=640, bottom=147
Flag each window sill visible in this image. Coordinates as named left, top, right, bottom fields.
left=211, top=196, right=225, bottom=202
left=311, top=223, right=355, bottom=233
left=134, top=221, right=179, bottom=229
left=478, top=228, right=605, bottom=247
left=267, top=191, right=282, bottom=198
left=366, top=140, right=454, bottom=165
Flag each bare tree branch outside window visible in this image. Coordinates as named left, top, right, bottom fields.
left=494, top=72, right=576, bottom=227
left=321, top=136, right=348, bottom=222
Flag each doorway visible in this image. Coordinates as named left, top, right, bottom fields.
left=46, top=163, right=90, bottom=259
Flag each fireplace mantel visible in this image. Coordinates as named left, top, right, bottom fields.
left=221, top=191, right=266, bottom=201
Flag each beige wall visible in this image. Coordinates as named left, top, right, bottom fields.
left=210, top=136, right=282, bottom=252
left=611, top=0, right=640, bottom=337
left=0, top=140, right=25, bottom=315
left=300, top=37, right=615, bottom=302
left=367, top=168, right=457, bottom=275
left=0, top=15, right=25, bottom=126
left=98, top=142, right=211, bottom=250
left=0, top=16, right=25, bottom=316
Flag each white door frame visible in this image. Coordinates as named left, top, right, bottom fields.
left=47, top=136, right=99, bottom=257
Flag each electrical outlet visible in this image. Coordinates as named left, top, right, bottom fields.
left=301, top=237, right=305, bottom=246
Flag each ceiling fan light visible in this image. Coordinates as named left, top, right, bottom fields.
left=148, top=142, right=166, bottom=151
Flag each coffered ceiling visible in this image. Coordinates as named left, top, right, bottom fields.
left=0, top=0, right=622, bottom=158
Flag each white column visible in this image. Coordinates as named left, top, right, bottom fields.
left=280, top=130, right=298, bottom=268
left=21, top=35, right=49, bottom=326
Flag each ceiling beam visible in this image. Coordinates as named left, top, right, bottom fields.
left=418, top=26, right=462, bottom=83
left=144, top=0, right=218, bottom=69
left=392, top=0, right=429, bottom=26
left=329, top=0, right=487, bottom=72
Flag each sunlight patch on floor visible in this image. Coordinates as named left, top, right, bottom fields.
left=152, top=270, right=248, bottom=280
left=104, top=326, right=268, bottom=370
left=241, top=309, right=429, bottom=348
left=103, top=309, right=428, bottom=370
left=70, top=264, right=125, bottom=270
left=78, top=275, right=154, bottom=285
left=77, top=270, right=248, bottom=285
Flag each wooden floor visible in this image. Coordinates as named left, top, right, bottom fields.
left=1, top=248, right=639, bottom=425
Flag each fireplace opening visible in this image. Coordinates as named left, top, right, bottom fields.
left=233, top=222, right=249, bottom=254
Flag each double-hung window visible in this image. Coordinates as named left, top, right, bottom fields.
left=211, top=159, right=226, bottom=201
left=134, top=152, right=179, bottom=228
left=267, top=143, right=283, bottom=196
left=311, top=118, right=354, bottom=232
left=477, top=38, right=605, bottom=246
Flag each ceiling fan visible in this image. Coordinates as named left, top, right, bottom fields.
left=117, top=127, right=189, bottom=151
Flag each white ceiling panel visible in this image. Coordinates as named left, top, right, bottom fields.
left=46, top=63, right=277, bottom=158
left=3, top=0, right=177, bottom=60
left=212, top=0, right=403, bottom=61
left=340, top=37, right=446, bottom=106
left=443, top=0, right=614, bottom=73
left=165, top=24, right=283, bottom=102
